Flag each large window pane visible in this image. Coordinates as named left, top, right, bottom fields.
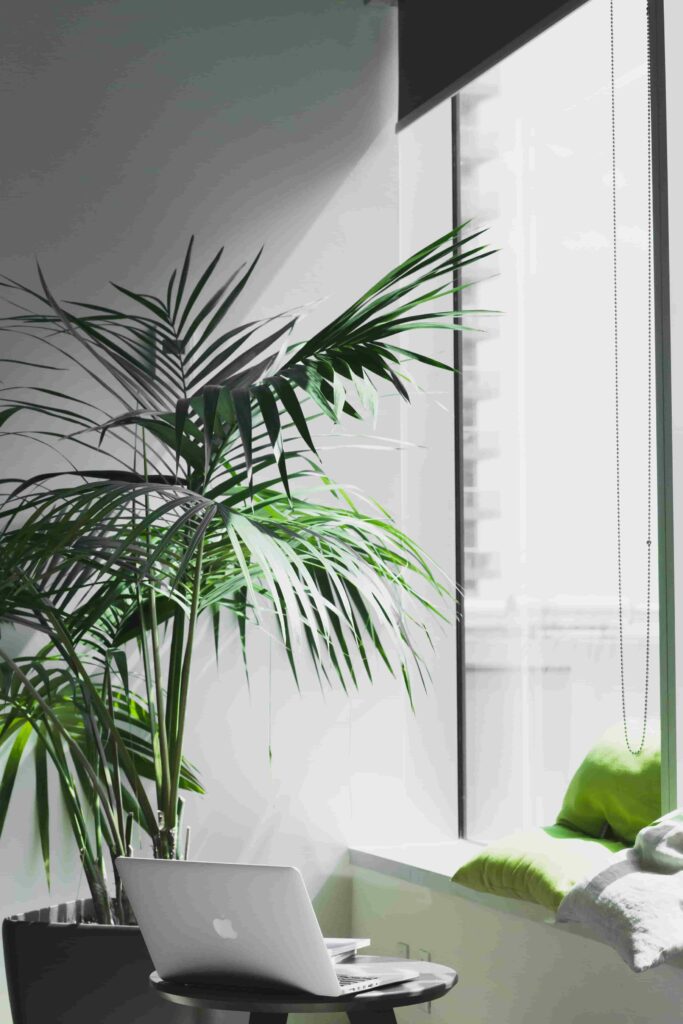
left=459, top=0, right=658, bottom=841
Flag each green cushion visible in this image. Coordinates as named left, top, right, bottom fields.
left=452, top=825, right=625, bottom=911
left=556, top=725, right=660, bottom=844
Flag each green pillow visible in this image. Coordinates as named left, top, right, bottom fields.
left=452, top=825, right=625, bottom=911
left=556, top=725, right=660, bottom=844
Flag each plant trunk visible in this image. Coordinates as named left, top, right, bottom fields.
left=152, top=826, right=177, bottom=860
left=114, top=862, right=137, bottom=925
left=82, top=859, right=113, bottom=925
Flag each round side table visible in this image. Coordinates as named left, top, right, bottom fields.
left=150, top=955, right=458, bottom=1024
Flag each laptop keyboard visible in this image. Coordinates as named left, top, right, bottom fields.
left=336, top=973, right=381, bottom=991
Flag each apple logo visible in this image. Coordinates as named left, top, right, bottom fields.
left=213, top=916, right=238, bottom=940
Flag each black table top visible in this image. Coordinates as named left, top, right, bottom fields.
left=150, top=956, right=458, bottom=1014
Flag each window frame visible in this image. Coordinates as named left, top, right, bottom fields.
left=450, top=0, right=676, bottom=838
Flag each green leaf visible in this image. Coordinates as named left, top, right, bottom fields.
left=34, top=739, right=50, bottom=887
left=211, top=605, right=220, bottom=662
left=0, top=722, right=32, bottom=836
left=165, top=267, right=178, bottom=314
left=188, top=250, right=263, bottom=345
left=176, top=245, right=224, bottom=333
left=171, top=235, right=195, bottom=324
left=232, top=389, right=253, bottom=484
left=256, top=387, right=289, bottom=496
left=217, top=317, right=294, bottom=387
left=111, top=650, right=130, bottom=698
left=272, top=378, right=318, bottom=454
left=0, top=407, right=20, bottom=429
left=173, top=397, right=191, bottom=476
left=109, top=283, right=169, bottom=321
left=202, top=386, right=221, bottom=475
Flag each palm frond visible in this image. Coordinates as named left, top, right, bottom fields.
left=0, top=226, right=493, bottom=891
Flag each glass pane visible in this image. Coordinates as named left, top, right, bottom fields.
left=459, top=0, right=658, bottom=841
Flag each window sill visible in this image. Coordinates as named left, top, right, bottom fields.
left=350, top=840, right=479, bottom=892
left=349, top=841, right=558, bottom=923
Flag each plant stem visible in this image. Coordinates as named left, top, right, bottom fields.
left=166, top=609, right=185, bottom=742
left=141, top=435, right=172, bottom=816
left=113, top=858, right=137, bottom=925
left=84, top=858, right=113, bottom=925
left=0, top=647, right=124, bottom=852
left=148, top=586, right=171, bottom=809
left=104, top=659, right=126, bottom=844
left=33, top=604, right=159, bottom=837
left=38, top=722, right=113, bottom=924
left=136, top=590, right=163, bottom=803
left=79, top=678, right=119, bottom=831
left=167, top=538, right=204, bottom=831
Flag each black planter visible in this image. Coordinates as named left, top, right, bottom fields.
left=3, top=899, right=192, bottom=1024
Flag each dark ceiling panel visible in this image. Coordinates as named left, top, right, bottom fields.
left=398, top=0, right=590, bottom=126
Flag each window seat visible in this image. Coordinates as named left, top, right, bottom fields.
left=351, top=834, right=683, bottom=974
left=349, top=842, right=552, bottom=922
left=350, top=839, right=612, bottom=958
left=350, top=729, right=663, bottom=947
left=349, top=841, right=624, bottom=958
left=351, top=825, right=625, bottom=912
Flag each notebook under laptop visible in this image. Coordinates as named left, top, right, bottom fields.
left=116, top=858, right=419, bottom=997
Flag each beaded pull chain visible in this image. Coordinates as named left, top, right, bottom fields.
left=611, top=0, right=653, bottom=756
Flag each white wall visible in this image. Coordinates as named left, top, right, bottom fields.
left=0, top=2, right=404, bottom=1020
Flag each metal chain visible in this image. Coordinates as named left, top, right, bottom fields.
left=612, top=0, right=653, bottom=756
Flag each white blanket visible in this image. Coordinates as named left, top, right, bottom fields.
left=556, top=810, right=683, bottom=972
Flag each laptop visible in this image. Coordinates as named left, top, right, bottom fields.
left=116, top=858, right=419, bottom=997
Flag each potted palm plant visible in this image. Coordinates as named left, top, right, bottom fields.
left=0, top=226, right=490, bottom=1022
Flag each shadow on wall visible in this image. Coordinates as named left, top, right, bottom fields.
left=0, top=0, right=395, bottom=304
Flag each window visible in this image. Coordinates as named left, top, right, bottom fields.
left=456, top=0, right=659, bottom=841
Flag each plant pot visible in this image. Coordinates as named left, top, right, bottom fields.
left=3, top=899, right=193, bottom=1023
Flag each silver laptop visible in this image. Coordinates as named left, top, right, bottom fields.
left=116, top=858, right=419, bottom=997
